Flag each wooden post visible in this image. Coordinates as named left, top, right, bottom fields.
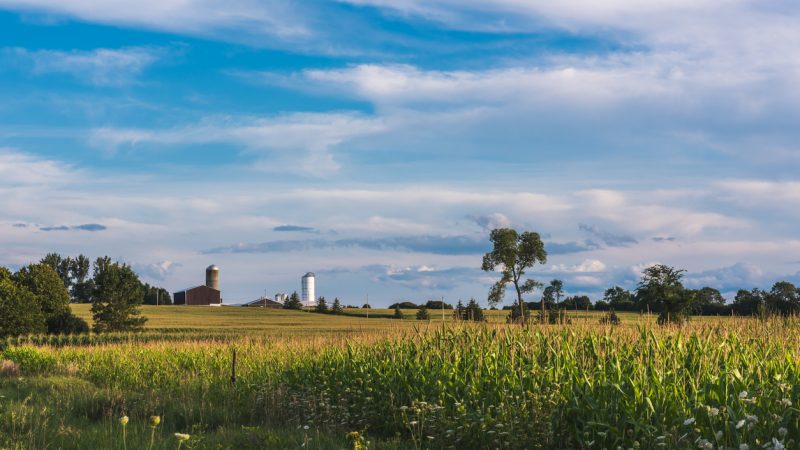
left=230, top=348, right=237, bottom=385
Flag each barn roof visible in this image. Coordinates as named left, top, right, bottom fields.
left=243, top=297, right=284, bottom=306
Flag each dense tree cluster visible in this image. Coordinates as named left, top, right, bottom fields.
left=283, top=291, right=303, bottom=310
left=0, top=253, right=159, bottom=337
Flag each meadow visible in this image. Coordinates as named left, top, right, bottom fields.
left=1, top=306, right=798, bottom=449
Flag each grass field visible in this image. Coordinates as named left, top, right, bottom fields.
left=2, top=305, right=798, bottom=449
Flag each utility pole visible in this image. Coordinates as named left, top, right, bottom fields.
left=442, top=296, right=445, bottom=322
left=156, top=290, right=159, bottom=306
left=366, top=293, right=369, bottom=319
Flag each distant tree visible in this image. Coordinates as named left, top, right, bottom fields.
left=70, top=254, right=93, bottom=303
left=599, top=310, right=621, bottom=326
left=561, top=295, right=592, bottom=310
left=424, top=300, right=453, bottom=310
left=765, top=281, right=800, bottom=316
left=388, top=301, right=418, bottom=309
left=0, top=278, right=46, bottom=337
left=393, top=306, right=404, bottom=319
left=331, top=297, right=343, bottom=314
left=416, top=306, right=430, bottom=320
left=603, top=286, right=635, bottom=311
left=362, top=303, right=371, bottom=309
left=13, top=264, right=71, bottom=322
left=453, top=300, right=465, bottom=320
left=284, top=291, right=303, bottom=310
left=40, top=253, right=73, bottom=291
left=593, top=300, right=611, bottom=311
left=142, top=283, right=172, bottom=306
left=482, top=228, right=547, bottom=326
left=690, top=287, right=726, bottom=315
left=464, top=298, right=485, bottom=322
left=732, top=288, right=764, bottom=316
left=635, top=264, right=691, bottom=325
left=91, top=259, right=147, bottom=332
left=315, top=296, right=328, bottom=313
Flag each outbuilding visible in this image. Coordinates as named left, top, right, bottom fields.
left=173, top=285, right=221, bottom=306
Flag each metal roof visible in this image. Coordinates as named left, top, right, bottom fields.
left=175, top=285, right=220, bottom=293
left=206, top=264, right=219, bottom=271
left=303, top=272, right=315, bottom=277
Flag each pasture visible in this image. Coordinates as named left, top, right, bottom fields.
left=1, top=306, right=797, bottom=449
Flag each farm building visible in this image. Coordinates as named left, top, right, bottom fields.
left=242, top=297, right=284, bottom=308
left=173, top=264, right=222, bottom=306
left=173, top=285, right=221, bottom=306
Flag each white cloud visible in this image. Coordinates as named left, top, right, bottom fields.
left=0, top=148, right=78, bottom=186
left=0, top=0, right=311, bottom=44
left=88, top=113, right=387, bottom=176
left=6, top=46, right=166, bottom=86
left=551, top=259, right=607, bottom=273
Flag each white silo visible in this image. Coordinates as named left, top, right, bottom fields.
left=301, top=272, right=315, bottom=306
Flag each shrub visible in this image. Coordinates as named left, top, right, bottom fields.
left=46, top=312, right=90, bottom=334
left=416, top=306, right=430, bottom=320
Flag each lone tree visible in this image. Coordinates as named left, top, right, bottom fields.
left=416, top=305, right=430, bottom=320
left=331, top=297, right=344, bottom=314
left=635, top=264, right=691, bottom=325
left=481, top=228, right=547, bottom=326
left=90, top=259, right=147, bottom=332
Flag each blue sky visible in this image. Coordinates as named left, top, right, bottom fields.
left=1, top=0, right=799, bottom=306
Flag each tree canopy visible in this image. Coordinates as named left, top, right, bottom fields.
left=91, top=260, right=147, bottom=332
left=482, top=228, right=547, bottom=325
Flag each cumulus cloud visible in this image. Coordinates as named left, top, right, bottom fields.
left=133, top=260, right=181, bottom=281
left=683, top=262, right=765, bottom=290
left=467, top=212, right=511, bottom=231
left=550, top=259, right=607, bottom=273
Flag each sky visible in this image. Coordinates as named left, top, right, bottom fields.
left=1, top=0, right=799, bottom=306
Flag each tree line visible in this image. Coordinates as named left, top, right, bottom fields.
left=482, top=228, right=800, bottom=325
left=0, top=253, right=170, bottom=337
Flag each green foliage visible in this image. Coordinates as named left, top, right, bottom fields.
left=636, top=264, right=692, bottom=325
left=603, top=286, right=636, bottom=311
left=454, top=298, right=484, bottom=322
left=283, top=291, right=303, bottom=310
left=415, top=306, right=430, bottom=320
left=424, top=300, right=452, bottom=310
left=46, top=311, right=90, bottom=334
left=315, top=296, right=328, bottom=313
left=0, top=278, right=46, bottom=337
left=90, top=259, right=147, bottom=333
left=393, top=306, right=404, bottom=319
left=482, top=228, right=547, bottom=325
left=388, top=301, right=418, bottom=309
left=13, top=263, right=71, bottom=321
left=142, top=283, right=172, bottom=306
left=331, top=297, right=343, bottom=314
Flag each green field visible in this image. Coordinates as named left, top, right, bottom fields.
left=2, top=306, right=799, bottom=449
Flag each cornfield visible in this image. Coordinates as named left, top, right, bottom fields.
left=1, top=313, right=799, bottom=449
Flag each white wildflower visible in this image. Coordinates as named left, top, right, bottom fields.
left=739, top=391, right=748, bottom=399
left=739, top=444, right=748, bottom=450
left=715, top=430, right=723, bottom=440
left=697, top=438, right=713, bottom=449
left=780, top=398, right=792, bottom=407
left=772, top=438, right=785, bottom=450
left=736, top=419, right=746, bottom=429
left=707, top=406, right=720, bottom=417
left=745, top=414, right=758, bottom=424
left=779, top=427, right=788, bottom=437
left=684, top=417, right=696, bottom=426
